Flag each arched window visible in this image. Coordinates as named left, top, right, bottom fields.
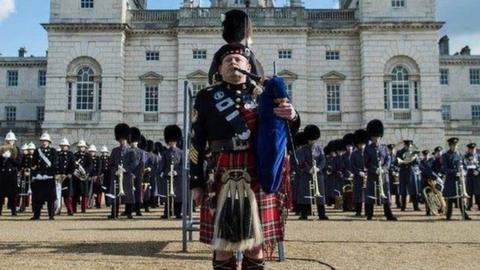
left=390, top=66, right=410, bottom=109
left=76, top=67, right=95, bottom=110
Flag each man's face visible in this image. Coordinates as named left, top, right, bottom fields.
left=450, top=143, right=458, bottom=151
left=79, top=146, right=86, bottom=152
left=27, top=149, right=34, bottom=155
left=219, top=54, right=251, bottom=83
left=6, top=140, right=15, bottom=146
left=41, top=140, right=49, bottom=148
left=62, top=145, right=69, bottom=151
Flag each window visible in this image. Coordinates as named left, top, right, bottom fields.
left=470, top=69, right=480, bottom=85
left=145, top=86, right=159, bottom=112
left=76, top=67, right=95, bottom=110
left=392, top=0, right=405, bottom=8
left=191, top=82, right=206, bottom=97
left=441, top=105, right=451, bottom=121
left=326, top=84, right=341, bottom=112
left=146, top=51, right=159, bottom=61
left=414, top=81, right=419, bottom=109
left=5, top=106, right=16, bottom=121
left=7, top=70, right=18, bottom=87
left=68, top=82, right=72, bottom=110
left=440, top=69, right=449, bottom=85
left=98, top=82, right=102, bottom=110
left=278, top=50, right=292, bottom=59
left=39, top=70, right=47, bottom=86
left=81, top=0, right=94, bottom=8
left=472, top=105, right=480, bottom=120
left=193, top=49, right=207, bottom=59
left=326, top=51, right=340, bottom=60
left=37, top=106, right=45, bottom=122
left=234, top=0, right=245, bottom=4
left=384, top=82, right=389, bottom=110
left=391, top=66, right=410, bottom=109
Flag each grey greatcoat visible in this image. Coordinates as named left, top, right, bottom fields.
left=130, top=147, right=145, bottom=204
left=364, top=142, right=391, bottom=204
left=161, top=147, right=183, bottom=203
left=109, top=145, right=135, bottom=204
left=351, top=148, right=365, bottom=203
left=294, top=143, right=326, bottom=205
left=465, top=152, right=480, bottom=196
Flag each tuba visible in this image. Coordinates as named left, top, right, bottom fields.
left=397, top=146, right=420, bottom=165
left=423, top=175, right=446, bottom=215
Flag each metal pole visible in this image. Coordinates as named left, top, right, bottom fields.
left=182, top=80, right=190, bottom=252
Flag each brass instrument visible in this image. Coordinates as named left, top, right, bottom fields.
left=166, top=155, right=176, bottom=218
left=397, top=143, right=420, bottom=165
left=74, top=160, right=88, bottom=181
left=458, top=166, right=470, bottom=199
left=422, top=175, right=446, bottom=216
left=116, top=164, right=126, bottom=196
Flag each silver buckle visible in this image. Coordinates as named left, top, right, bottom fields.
left=232, top=137, right=249, bottom=151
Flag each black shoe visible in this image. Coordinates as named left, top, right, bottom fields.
left=414, top=207, right=421, bottom=211
left=446, top=216, right=452, bottom=221
left=175, top=215, right=182, bottom=219
left=136, top=211, right=142, bottom=216
left=30, top=216, right=40, bottom=220
left=121, top=211, right=127, bottom=216
left=127, top=215, right=133, bottom=219
left=386, top=215, right=397, bottom=221
left=464, top=216, right=472, bottom=220
left=11, top=212, right=17, bottom=216
left=107, top=215, right=117, bottom=219
left=49, top=216, right=55, bottom=220
left=298, top=215, right=308, bottom=220
left=355, top=212, right=361, bottom=217
left=366, top=216, right=372, bottom=221
left=319, top=215, right=329, bottom=220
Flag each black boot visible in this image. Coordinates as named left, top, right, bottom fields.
left=395, top=195, right=401, bottom=208
left=412, top=196, right=421, bottom=211
left=383, top=203, right=397, bottom=221
left=126, top=203, right=133, bottom=219
left=212, top=256, right=237, bottom=270
left=31, top=203, right=41, bottom=220
left=241, top=256, right=265, bottom=270
left=0, top=204, right=3, bottom=216
left=401, top=195, right=407, bottom=211
left=366, top=204, right=373, bottom=220
left=318, top=204, right=329, bottom=220
left=135, top=202, right=142, bottom=216
left=47, top=200, right=55, bottom=220
left=355, top=203, right=362, bottom=216
left=298, top=204, right=308, bottom=220
left=446, top=200, right=453, bottom=220
left=467, top=198, right=473, bottom=211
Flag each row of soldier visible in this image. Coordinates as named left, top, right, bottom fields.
left=291, top=120, right=479, bottom=221
left=0, top=125, right=184, bottom=220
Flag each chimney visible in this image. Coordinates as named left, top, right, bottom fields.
left=460, top=46, right=471, bottom=56
left=290, top=0, right=303, bottom=7
left=18, top=47, right=27, bottom=58
left=438, top=35, right=449, bottom=56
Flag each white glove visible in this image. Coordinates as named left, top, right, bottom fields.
left=474, top=171, right=479, bottom=176
left=168, top=171, right=178, bottom=177
left=309, top=166, right=319, bottom=174
left=359, top=171, right=366, bottom=178
left=456, top=172, right=461, bottom=177
left=376, top=168, right=382, bottom=175
left=2, top=150, right=11, bottom=159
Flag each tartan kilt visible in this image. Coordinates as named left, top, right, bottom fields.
left=199, top=150, right=285, bottom=247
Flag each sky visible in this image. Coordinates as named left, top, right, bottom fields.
left=0, top=0, right=478, bottom=57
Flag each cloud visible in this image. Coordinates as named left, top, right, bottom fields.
left=0, top=0, right=15, bottom=22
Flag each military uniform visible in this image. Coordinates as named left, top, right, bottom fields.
left=56, top=149, right=75, bottom=215
left=19, top=150, right=34, bottom=212
left=89, top=153, right=103, bottom=208
left=0, top=146, right=20, bottom=216
left=465, top=150, right=480, bottom=210
left=441, top=138, right=471, bottom=220
left=100, top=153, right=111, bottom=206
left=351, top=148, right=366, bottom=215
left=31, top=142, right=58, bottom=220
left=363, top=120, right=396, bottom=221
left=161, top=146, right=183, bottom=218
left=73, top=150, right=91, bottom=213
left=108, top=144, right=135, bottom=218
left=396, top=146, right=421, bottom=211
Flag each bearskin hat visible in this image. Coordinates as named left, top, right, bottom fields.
left=146, top=140, right=154, bottom=152
left=130, top=127, right=141, bottom=143
left=164, top=125, right=182, bottom=143
left=366, top=119, right=384, bottom=138
left=304, top=125, right=321, bottom=141
left=154, top=141, right=165, bottom=154
left=294, top=131, right=307, bottom=148
left=222, top=9, right=252, bottom=44
left=353, top=129, right=368, bottom=146
left=343, top=133, right=355, bottom=147
left=114, top=123, right=130, bottom=141
left=139, top=135, right=147, bottom=150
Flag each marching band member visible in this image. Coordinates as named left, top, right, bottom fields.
left=57, top=138, right=75, bottom=215
left=465, top=143, right=480, bottom=211
left=351, top=129, right=368, bottom=216
left=0, top=131, right=20, bottom=216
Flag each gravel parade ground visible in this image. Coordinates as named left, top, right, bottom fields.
left=1, top=205, right=480, bottom=270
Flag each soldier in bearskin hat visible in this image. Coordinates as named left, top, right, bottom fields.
left=107, top=123, right=133, bottom=219
left=351, top=129, right=368, bottom=216
left=189, top=9, right=299, bottom=269
left=161, top=125, right=183, bottom=219
left=363, top=119, right=397, bottom=221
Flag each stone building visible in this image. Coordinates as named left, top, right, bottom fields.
left=1, top=0, right=479, bottom=149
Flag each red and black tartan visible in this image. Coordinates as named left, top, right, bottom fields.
left=199, top=108, right=285, bottom=248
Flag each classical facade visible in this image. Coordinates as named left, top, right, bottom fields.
left=1, top=0, right=479, bottom=149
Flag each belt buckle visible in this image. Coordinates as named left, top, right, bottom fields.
left=232, top=137, right=249, bottom=151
